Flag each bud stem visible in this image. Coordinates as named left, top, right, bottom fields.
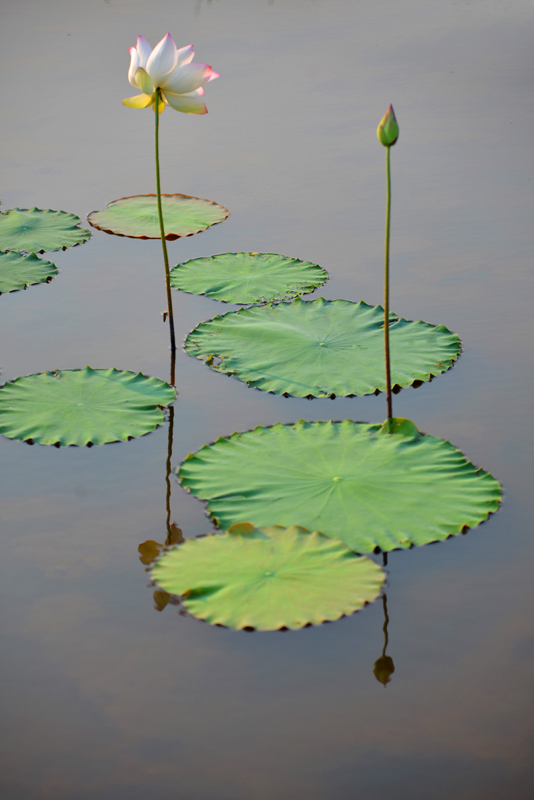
left=154, top=89, right=177, bottom=355
left=384, top=145, right=393, bottom=420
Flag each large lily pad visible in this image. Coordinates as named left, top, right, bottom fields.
left=0, top=367, right=176, bottom=446
left=178, top=419, right=501, bottom=553
left=152, top=523, right=385, bottom=630
left=88, top=194, right=229, bottom=240
left=185, top=298, right=461, bottom=397
left=170, top=252, right=328, bottom=304
left=0, top=251, right=57, bottom=294
left=0, top=208, right=91, bottom=253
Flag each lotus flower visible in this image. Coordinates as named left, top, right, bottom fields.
left=123, top=34, right=219, bottom=114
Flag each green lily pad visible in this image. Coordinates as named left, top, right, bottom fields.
left=0, top=251, right=58, bottom=294
left=88, top=194, right=229, bottom=240
left=185, top=298, right=461, bottom=397
left=0, top=208, right=91, bottom=253
left=178, top=419, right=501, bottom=553
left=0, top=367, right=176, bottom=446
left=170, top=252, right=329, bottom=304
left=152, top=523, right=385, bottom=630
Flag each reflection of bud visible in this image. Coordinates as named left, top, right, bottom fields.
left=153, top=590, right=171, bottom=612
left=377, top=105, right=399, bottom=147
left=373, top=654, right=395, bottom=685
left=167, top=523, right=184, bottom=546
left=138, top=540, right=163, bottom=566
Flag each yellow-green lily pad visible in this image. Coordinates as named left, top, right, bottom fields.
left=88, top=194, right=229, bottom=240
left=152, top=523, right=385, bottom=630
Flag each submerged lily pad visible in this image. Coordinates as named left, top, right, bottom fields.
left=179, top=419, right=501, bottom=553
left=170, top=252, right=328, bottom=304
left=0, top=367, right=176, bottom=446
left=152, top=523, right=385, bottom=630
left=0, top=251, right=58, bottom=294
left=0, top=208, right=91, bottom=253
left=88, top=194, right=229, bottom=240
left=185, top=297, right=460, bottom=397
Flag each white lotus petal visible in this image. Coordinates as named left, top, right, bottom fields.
left=162, top=90, right=208, bottom=114
left=207, top=70, right=220, bottom=82
left=135, top=67, right=154, bottom=95
left=175, top=44, right=194, bottom=66
left=160, top=63, right=213, bottom=94
left=146, top=33, right=178, bottom=87
left=136, top=36, right=152, bottom=68
left=122, top=93, right=155, bottom=109
left=128, top=47, right=140, bottom=88
left=170, top=87, right=205, bottom=98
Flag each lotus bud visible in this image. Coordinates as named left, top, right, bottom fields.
left=377, top=105, right=399, bottom=147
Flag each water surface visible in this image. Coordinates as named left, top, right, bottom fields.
left=1, top=1, right=533, bottom=797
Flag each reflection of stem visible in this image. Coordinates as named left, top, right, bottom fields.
left=165, top=349, right=176, bottom=545
left=381, top=593, right=390, bottom=658
left=165, top=405, right=175, bottom=544
left=373, top=591, right=395, bottom=685
left=384, top=145, right=392, bottom=420
left=155, top=89, right=176, bottom=353
left=169, top=346, right=176, bottom=388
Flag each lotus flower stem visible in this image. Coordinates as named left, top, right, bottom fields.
left=384, top=145, right=393, bottom=420
left=154, top=89, right=176, bottom=353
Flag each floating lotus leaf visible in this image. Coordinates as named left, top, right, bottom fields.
left=0, top=208, right=91, bottom=253
left=179, top=419, right=501, bottom=553
left=0, top=367, right=176, bottom=446
left=0, top=251, right=58, bottom=294
left=152, top=523, right=385, bottom=630
left=185, top=298, right=460, bottom=397
left=88, top=194, right=229, bottom=240
left=170, top=252, right=328, bottom=304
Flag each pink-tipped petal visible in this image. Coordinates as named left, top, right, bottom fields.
left=136, top=36, right=152, bottom=68
left=122, top=93, right=155, bottom=109
left=162, top=90, right=208, bottom=114
left=146, top=33, right=178, bottom=86
left=207, top=70, right=220, bottom=82
left=135, top=67, right=154, bottom=95
left=128, top=47, right=140, bottom=88
left=175, top=44, right=194, bottom=66
left=160, top=62, right=213, bottom=94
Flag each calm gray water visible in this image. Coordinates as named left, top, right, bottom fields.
left=1, top=0, right=533, bottom=797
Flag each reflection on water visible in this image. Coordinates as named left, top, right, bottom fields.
left=373, top=593, right=395, bottom=686
left=138, top=350, right=184, bottom=612
left=164, top=350, right=181, bottom=545
left=138, top=524, right=183, bottom=612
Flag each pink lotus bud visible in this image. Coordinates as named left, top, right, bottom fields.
left=377, top=104, right=399, bottom=147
